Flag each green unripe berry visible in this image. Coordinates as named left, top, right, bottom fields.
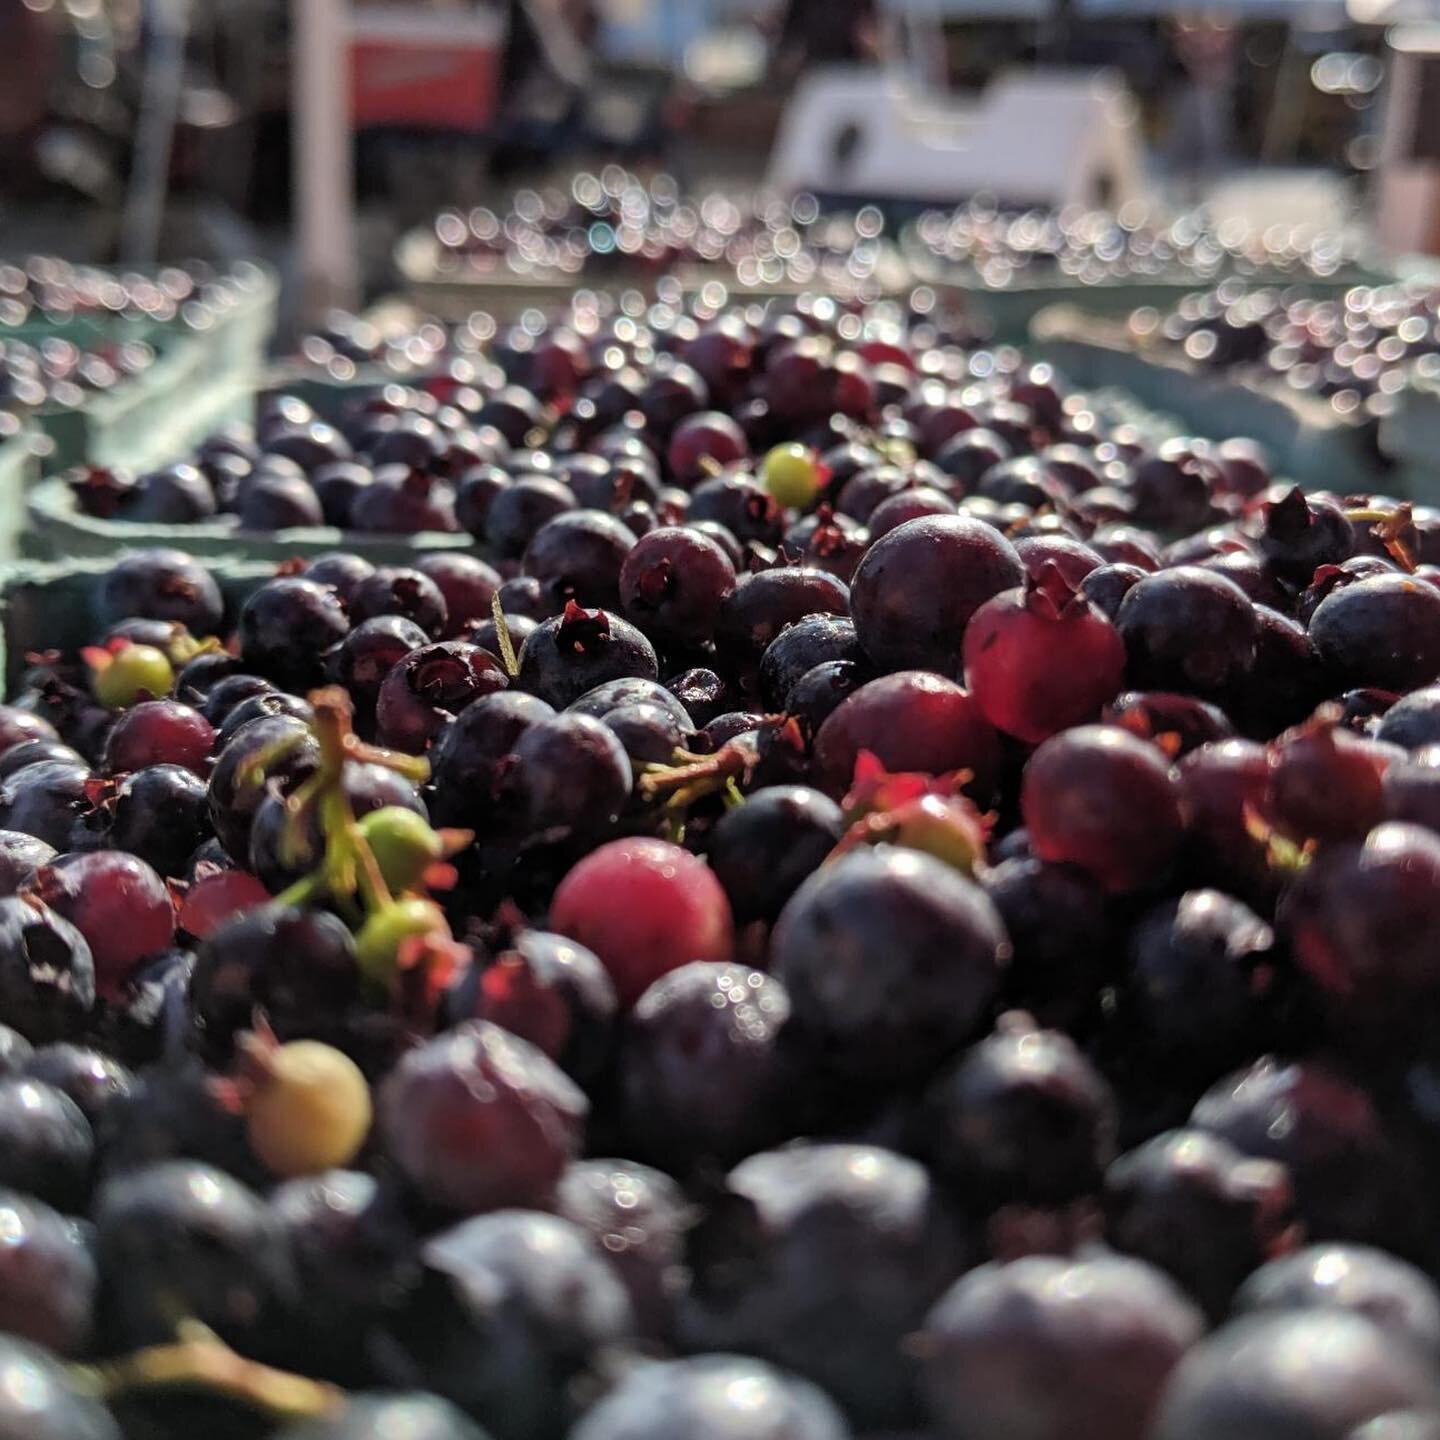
left=245, top=1039, right=372, bottom=1178
left=357, top=806, right=444, bottom=892
left=355, top=896, right=448, bottom=989
left=93, top=644, right=174, bottom=709
left=762, top=443, right=822, bottom=508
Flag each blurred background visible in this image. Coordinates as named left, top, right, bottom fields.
left=0, top=0, right=1432, bottom=327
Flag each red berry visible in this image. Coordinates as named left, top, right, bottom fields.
left=1264, top=712, right=1388, bottom=843
left=101, top=699, right=214, bottom=777
left=1022, top=725, right=1186, bottom=893
left=23, top=851, right=175, bottom=1000
left=814, top=671, right=999, bottom=801
left=964, top=569, right=1127, bottom=744
left=549, top=838, right=734, bottom=1007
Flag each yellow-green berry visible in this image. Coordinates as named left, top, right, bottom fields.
left=357, top=806, right=443, bottom=893
left=762, top=443, right=822, bottom=508
left=245, top=1039, right=372, bottom=1178
left=93, top=645, right=174, bottom=709
left=355, top=896, right=449, bottom=989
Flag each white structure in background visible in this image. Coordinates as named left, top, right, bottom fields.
left=1375, top=23, right=1440, bottom=256
left=294, top=0, right=506, bottom=317
left=765, top=0, right=1147, bottom=210
left=766, top=66, right=1147, bottom=212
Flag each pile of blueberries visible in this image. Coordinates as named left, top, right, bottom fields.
left=907, top=204, right=1357, bottom=290
left=1130, top=278, right=1440, bottom=422
left=9, top=289, right=1440, bottom=1440
left=0, top=258, right=266, bottom=416
left=428, top=171, right=903, bottom=294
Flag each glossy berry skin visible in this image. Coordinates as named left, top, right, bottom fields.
left=0, top=1079, right=92, bottom=1212
left=456, top=930, right=616, bottom=1088
left=523, top=510, right=637, bottom=612
left=0, top=1334, right=121, bottom=1440
left=681, top=1143, right=967, bottom=1428
left=964, top=577, right=1126, bottom=743
left=0, top=740, right=82, bottom=781
left=427, top=692, right=554, bottom=828
left=486, top=476, right=577, bottom=559
left=378, top=1021, right=587, bottom=1214
left=271, top=1393, right=490, bottom=1440
left=716, top=568, right=851, bottom=663
left=333, top=616, right=430, bottom=711
left=784, top=659, right=866, bottom=740
left=100, top=699, right=213, bottom=777
left=1177, top=738, right=1273, bottom=901
left=94, top=1159, right=292, bottom=1350
left=382, top=1209, right=633, bottom=1440
left=24, top=1043, right=132, bottom=1127
left=416, top=552, right=501, bottom=637
left=1235, top=1245, right=1440, bottom=1358
left=511, top=713, right=632, bottom=842
left=0, top=761, right=94, bottom=851
left=1383, top=744, right=1440, bottom=831
left=550, top=838, right=735, bottom=1007
left=620, top=961, right=793, bottom=1170
left=1310, top=574, right=1440, bottom=693
left=205, top=713, right=319, bottom=863
left=0, top=1187, right=95, bottom=1354
left=350, top=567, right=448, bottom=637
left=1118, top=889, right=1276, bottom=1082
left=1079, top=562, right=1148, bottom=620
left=757, top=614, right=863, bottom=710
left=1105, top=1129, right=1297, bottom=1323
left=23, top=851, right=174, bottom=1002
left=198, top=673, right=273, bottom=726
left=1377, top=686, right=1440, bottom=750
left=600, top=701, right=691, bottom=765
left=554, top=1159, right=689, bottom=1341
left=1349, top=1416, right=1440, bottom=1440
left=922, top=1013, right=1117, bottom=1210
left=1115, top=566, right=1257, bottom=698
left=189, top=905, right=360, bottom=1053
left=568, top=677, right=691, bottom=726
left=517, top=606, right=659, bottom=710
left=268, top=1171, right=416, bottom=1385
left=850, top=515, right=1026, bottom=674
left=97, top=548, right=224, bottom=634
left=572, top=1355, right=848, bottom=1440
left=813, top=671, right=999, bottom=801
left=376, top=641, right=509, bottom=753
left=238, top=577, right=350, bottom=690
left=0, top=896, right=95, bottom=1043
left=707, top=785, right=845, bottom=924
left=349, top=466, right=458, bottom=534
left=772, top=846, right=1008, bottom=1085
left=1021, top=725, right=1185, bottom=893
left=1266, top=717, right=1387, bottom=842
left=0, top=707, right=61, bottom=757
left=0, top=831, right=57, bottom=896
left=619, top=526, right=736, bottom=646
left=981, top=858, right=1110, bottom=1033
left=921, top=1253, right=1204, bottom=1440
left=1192, top=1057, right=1415, bottom=1255
left=1151, top=1313, right=1440, bottom=1440
left=1279, top=823, right=1440, bottom=1061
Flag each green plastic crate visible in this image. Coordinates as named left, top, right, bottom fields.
left=1029, top=306, right=1393, bottom=495
left=0, top=423, right=44, bottom=560
left=0, top=556, right=275, bottom=690
left=928, top=267, right=1393, bottom=346
left=190, top=261, right=280, bottom=385
left=24, top=471, right=479, bottom=565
